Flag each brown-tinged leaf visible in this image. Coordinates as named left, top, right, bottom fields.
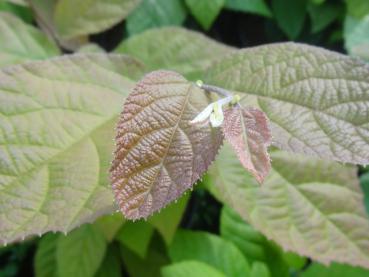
left=222, top=106, right=271, bottom=183
left=110, top=70, right=223, bottom=220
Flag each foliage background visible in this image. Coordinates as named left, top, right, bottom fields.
left=0, top=0, right=369, bottom=276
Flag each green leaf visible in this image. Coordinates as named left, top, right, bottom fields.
left=185, top=0, right=224, bottom=30
left=301, top=262, right=369, bottom=277
left=220, top=206, right=289, bottom=277
left=162, top=261, right=226, bottom=277
left=250, top=262, right=271, bottom=277
left=94, top=213, right=125, bottom=242
left=208, top=144, right=369, bottom=268
left=225, top=0, right=272, bottom=17
left=57, top=225, right=107, bottom=277
left=148, top=193, right=189, bottom=245
left=34, top=233, right=59, bottom=277
left=77, top=43, right=105, bottom=54
left=115, top=27, right=234, bottom=80
left=110, top=70, right=223, bottom=220
left=0, top=11, right=59, bottom=68
left=0, top=54, right=145, bottom=245
left=344, top=15, right=369, bottom=61
left=169, top=229, right=250, bottom=276
left=345, top=0, right=369, bottom=19
left=360, top=172, right=369, bottom=215
left=0, top=1, right=33, bottom=23
left=126, top=0, right=187, bottom=35
left=95, top=245, right=122, bottom=277
left=115, top=221, right=154, bottom=258
left=308, top=2, right=342, bottom=33
left=271, top=0, right=307, bottom=39
left=54, top=0, right=140, bottom=40
left=205, top=43, right=369, bottom=165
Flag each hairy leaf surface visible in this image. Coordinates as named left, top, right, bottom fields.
left=206, top=43, right=369, bottom=164
left=0, top=54, right=145, bottom=244
left=223, top=106, right=271, bottom=183
left=0, top=12, right=59, bottom=67
left=54, top=0, right=140, bottom=39
left=115, top=27, right=234, bottom=80
left=111, top=70, right=223, bottom=219
left=209, top=144, right=369, bottom=268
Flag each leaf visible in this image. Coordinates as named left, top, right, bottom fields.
left=34, top=233, right=59, bottom=277
left=225, top=0, right=272, bottom=17
left=110, top=70, right=223, bottom=220
left=94, top=213, right=125, bottom=242
left=344, top=15, right=369, bottom=61
left=0, top=54, right=145, bottom=245
left=77, top=43, right=105, bottom=54
left=223, top=106, right=271, bottom=183
left=308, top=2, right=343, bottom=33
left=115, top=221, right=154, bottom=258
left=301, top=262, right=369, bottom=277
left=360, top=172, right=369, bottom=215
left=115, top=27, right=234, bottom=80
left=220, top=205, right=289, bottom=277
left=56, top=224, right=107, bottom=277
left=208, top=144, right=369, bottom=268
left=205, top=42, right=369, bottom=165
left=162, top=261, right=227, bottom=277
left=95, top=245, right=122, bottom=277
left=345, top=0, right=369, bottom=19
left=148, top=193, right=189, bottom=245
left=185, top=0, right=224, bottom=30
left=250, top=262, right=271, bottom=277
left=271, top=0, right=307, bottom=39
left=126, top=0, right=187, bottom=35
left=0, top=12, right=59, bottom=68
left=0, top=1, right=33, bottom=23
left=54, top=0, right=140, bottom=40
left=169, top=229, right=250, bottom=277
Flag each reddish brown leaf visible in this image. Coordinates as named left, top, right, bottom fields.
left=110, top=70, right=223, bottom=219
left=222, top=106, right=272, bottom=183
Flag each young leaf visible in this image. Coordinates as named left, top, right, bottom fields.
left=110, top=70, right=223, bottom=220
left=0, top=54, right=145, bottom=245
left=115, top=27, right=235, bottom=80
left=169, top=229, right=250, bottom=277
left=205, top=42, right=369, bottom=165
left=54, top=0, right=140, bottom=40
left=0, top=11, right=59, bottom=68
left=185, top=0, right=225, bottom=30
left=222, top=106, right=271, bottom=183
left=56, top=225, right=107, bottom=277
left=126, top=0, right=186, bottom=35
left=208, top=144, right=369, bottom=268
left=35, top=233, right=59, bottom=277
left=225, top=0, right=272, bottom=17
left=271, top=0, right=307, bottom=39
left=162, top=261, right=226, bottom=277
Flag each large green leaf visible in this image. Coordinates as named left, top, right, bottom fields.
left=185, top=0, right=224, bottom=30
left=271, top=0, right=307, bottom=39
left=169, top=229, right=250, bottom=276
left=56, top=224, right=107, bottom=277
left=126, top=0, right=187, bottom=35
left=0, top=11, right=59, bottom=68
left=54, top=0, right=140, bottom=40
left=0, top=54, right=145, bottom=245
left=205, top=43, right=369, bottom=165
left=208, top=144, right=369, bottom=268
left=344, top=15, right=369, bottom=61
left=225, top=0, right=272, bottom=17
left=34, top=233, right=59, bottom=277
left=301, top=262, right=369, bottom=277
left=115, top=27, right=234, bottom=80
left=162, top=261, right=226, bottom=277
left=0, top=1, right=33, bottom=23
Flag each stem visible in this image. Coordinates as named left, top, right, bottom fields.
left=197, top=83, right=232, bottom=97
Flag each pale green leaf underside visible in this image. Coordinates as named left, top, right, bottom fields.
left=0, top=12, right=60, bottom=68
left=54, top=0, right=141, bottom=39
left=209, top=144, right=369, bottom=268
left=344, top=15, right=369, bottom=61
left=0, top=54, right=145, bottom=244
left=115, top=27, right=235, bottom=80
left=206, top=42, right=369, bottom=165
